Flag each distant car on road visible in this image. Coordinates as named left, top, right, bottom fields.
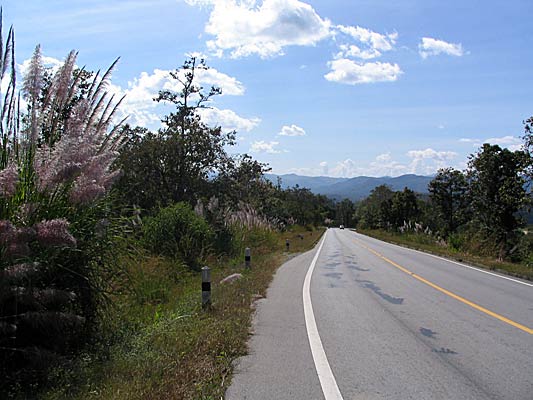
left=339, top=225, right=344, bottom=229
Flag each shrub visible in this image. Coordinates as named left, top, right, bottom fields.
left=143, top=203, right=213, bottom=268
left=0, top=26, right=125, bottom=394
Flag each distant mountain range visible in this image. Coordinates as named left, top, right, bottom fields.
left=265, top=173, right=433, bottom=201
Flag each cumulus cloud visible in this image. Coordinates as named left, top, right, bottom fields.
left=250, top=140, right=282, bottom=154
left=484, top=136, right=522, bottom=151
left=19, top=55, right=64, bottom=77
left=105, top=65, right=247, bottom=128
left=197, top=107, right=260, bottom=132
left=406, top=148, right=457, bottom=161
left=278, top=124, right=306, bottom=136
left=335, top=44, right=382, bottom=60
left=406, top=148, right=458, bottom=175
left=419, top=37, right=464, bottom=59
left=459, top=135, right=523, bottom=151
left=325, top=58, right=402, bottom=85
left=320, top=149, right=458, bottom=178
left=185, top=0, right=331, bottom=58
left=376, top=152, right=392, bottom=162
left=337, top=25, right=397, bottom=52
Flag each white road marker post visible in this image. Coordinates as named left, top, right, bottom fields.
left=202, top=266, right=211, bottom=310
left=245, top=247, right=251, bottom=269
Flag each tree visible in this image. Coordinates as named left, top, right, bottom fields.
left=388, top=187, right=420, bottom=228
left=428, top=168, right=469, bottom=236
left=335, top=198, right=355, bottom=227
left=356, top=185, right=394, bottom=229
left=468, top=143, right=530, bottom=259
left=116, top=57, right=236, bottom=210
left=154, top=57, right=235, bottom=205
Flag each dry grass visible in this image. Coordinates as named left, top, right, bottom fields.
left=43, top=227, right=324, bottom=400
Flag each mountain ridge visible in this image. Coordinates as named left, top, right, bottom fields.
left=265, top=173, right=433, bottom=201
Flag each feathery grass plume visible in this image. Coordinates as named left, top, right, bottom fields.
left=35, top=218, right=76, bottom=248
left=226, top=202, right=274, bottom=231
left=21, top=45, right=43, bottom=145
left=0, top=13, right=127, bottom=393
left=0, top=9, right=17, bottom=168
left=0, top=161, right=17, bottom=196
left=30, top=52, right=125, bottom=200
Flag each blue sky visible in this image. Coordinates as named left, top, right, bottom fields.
left=4, top=0, right=533, bottom=177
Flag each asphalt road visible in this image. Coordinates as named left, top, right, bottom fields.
left=226, top=228, right=533, bottom=400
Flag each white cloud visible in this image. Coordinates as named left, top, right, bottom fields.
left=484, top=135, right=522, bottom=151
left=319, top=161, right=328, bottom=175
left=406, top=148, right=458, bottom=175
left=107, top=65, right=246, bottom=128
left=250, top=140, right=282, bottom=153
left=406, top=148, right=457, bottom=162
left=376, top=152, right=391, bottom=162
left=419, top=37, right=464, bottom=59
left=278, top=124, right=306, bottom=136
left=459, top=135, right=523, bottom=151
left=325, top=149, right=457, bottom=178
left=336, top=25, right=397, bottom=52
left=335, top=44, right=381, bottom=60
left=19, top=55, right=64, bottom=78
left=284, top=148, right=462, bottom=178
left=186, top=0, right=332, bottom=58
left=325, top=58, right=402, bottom=85
left=197, top=107, right=260, bottom=132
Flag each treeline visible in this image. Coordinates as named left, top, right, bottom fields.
left=0, top=21, right=334, bottom=395
left=351, top=137, right=533, bottom=262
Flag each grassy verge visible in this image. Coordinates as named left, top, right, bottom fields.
left=358, top=229, right=533, bottom=281
left=43, top=226, right=324, bottom=400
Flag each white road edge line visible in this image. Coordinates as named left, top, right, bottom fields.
left=353, top=231, right=533, bottom=288
left=303, top=230, right=344, bottom=400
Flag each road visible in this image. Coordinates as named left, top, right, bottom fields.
left=226, top=228, right=533, bottom=400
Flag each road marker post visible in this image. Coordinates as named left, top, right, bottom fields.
left=245, top=247, right=251, bottom=269
left=202, top=266, right=211, bottom=309
left=286, top=239, right=290, bottom=252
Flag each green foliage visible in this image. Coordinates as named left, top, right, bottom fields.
left=428, top=168, right=470, bottom=236
left=142, top=203, right=214, bottom=268
left=0, top=25, right=126, bottom=395
left=468, top=143, right=530, bottom=259
left=356, top=185, right=394, bottom=229
left=387, top=188, right=420, bottom=228
left=335, top=198, right=355, bottom=227
left=115, top=57, right=235, bottom=211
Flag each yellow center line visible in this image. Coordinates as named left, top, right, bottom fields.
left=353, top=238, right=533, bottom=335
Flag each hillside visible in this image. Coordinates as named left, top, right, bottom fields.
left=266, top=173, right=433, bottom=201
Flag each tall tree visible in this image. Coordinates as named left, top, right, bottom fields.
left=388, top=187, right=420, bottom=228
left=428, top=168, right=469, bottom=236
left=116, top=57, right=236, bottom=210
left=468, top=143, right=530, bottom=259
left=356, top=185, right=394, bottom=229
left=336, top=198, right=355, bottom=227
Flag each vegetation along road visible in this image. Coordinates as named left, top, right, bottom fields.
left=227, top=228, right=533, bottom=400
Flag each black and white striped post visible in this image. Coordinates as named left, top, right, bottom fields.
left=286, top=239, right=290, bottom=252
left=202, top=266, right=211, bottom=309
left=245, top=247, right=251, bottom=269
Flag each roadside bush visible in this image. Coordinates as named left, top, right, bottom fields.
left=143, top=203, right=214, bottom=268
left=0, top=34, right=126, bottom=396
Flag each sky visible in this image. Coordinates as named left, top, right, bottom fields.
left=3, top=0, right=533, bottom=177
